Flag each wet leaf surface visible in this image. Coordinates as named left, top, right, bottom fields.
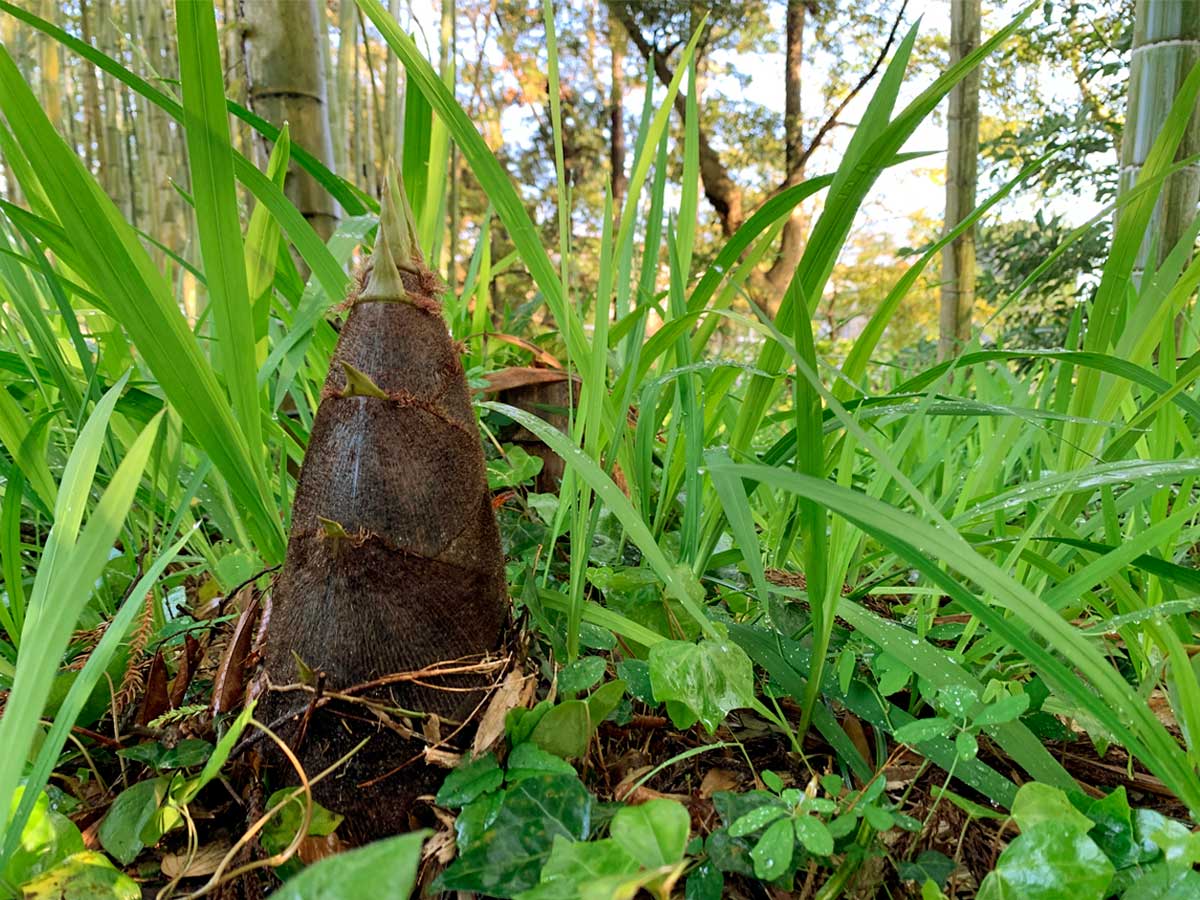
left=438, top=774, right=593, bottom=897
left=649, top=639, right=754, bottom=733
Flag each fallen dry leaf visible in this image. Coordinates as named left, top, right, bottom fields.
left=423, top=714, right=443, bottom=744
left=424, top=747, right=462, bottom=769
left=699, top=768, right=740, bottom=799
left=168, top=633, right=201, bottom=709
left=137, top=650, right=171, bottom=727
left=210, top=589, right=262, bottom=716
left=472, top=670, right=528, bottom=757
left=842, top=713, right=871, bottom=765
left=423, top=828, right=457, bottom=865
left=480, top=334, right=564, bottom=369
left=161, top=841, right=231, bottom=879
left=297, top=833, right=351, bottom=866
left=481, top=366, right=576, bottom=394
left=615, top=766, right=689, bottom=805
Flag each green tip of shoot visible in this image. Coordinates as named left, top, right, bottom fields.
left=385, top=160, right=423, bottom=270
left=359, top=205, right=408, bottom=303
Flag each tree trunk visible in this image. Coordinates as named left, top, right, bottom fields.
left=98, top=0, right=125, bottom=208
left=609, top=16, right=627, bottom=217
left=1119, top=0, right=1200, bottom=283
left=383, top=0, right=401, bottom=164
left=611, top=1, right=906, bottom=312
left=761, top=0, right=807, bottom=300
left=241, top=0, right=340, bottom=248
left=78, top=0, right=104, bottom=173
left=38, top=0, right=61, bottom=127
left=938, top=0, right=981, bottom=361
left=334, top=0, right=357, bottom=179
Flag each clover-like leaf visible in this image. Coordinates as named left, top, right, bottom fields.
left=749, top=818, right=794, bottom=882
left=793, top=816, right=833, bottom=857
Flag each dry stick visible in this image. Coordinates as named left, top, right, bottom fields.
left=293, top=670, right=326, bottom=751
left=334, top=655, right=507, bottom=695
left=184, top=721, right=367, bottom=899
left=103, top=671, right=127, bottom=787
left=357, top=666, right=510, bottom=790
left=51, top=726, right=109, bottom=793
left=157, top=803, right=201, bottom=900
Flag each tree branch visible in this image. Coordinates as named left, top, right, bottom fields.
left=611, top=0, right=910, bottom=306
left=610, top=2, right=743, bottom=234
left=795, top=0, right=908, bottom=177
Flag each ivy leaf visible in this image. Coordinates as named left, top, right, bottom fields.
left=520, top=835, right=639, bottom=898
left=20, top=851, right=139, bottom=900
left=118, top=739, right=212, bottom=772
left=487, top=444, right=543, bottom=489
left=793, top=816, right=833, bottom=857
left=615, top=659, right=653, bottom=704
left=507, top=742, right=577, bottom=784
left=897, top=849, right=957, bottom=886
left=558, top=656, right=606, bottom=695
left=1011, top=783, right=1093, bottom=833
left=586, top=679, right=626, bottom=724
left=976, top=821, right=1114, bottom=900
left=455, top=789, right=505, bottom=855
left=3, top=787, right=85, bottom=886
left=685, top=860, right=723, bottom=900
left=705, top=828, right=754, bottom=877
left=260, top=788, right=344, bottom=857
left=436, top=753, right=503, bottom=808
left=438, top=775, right=593, bottom=897
left=649, top=639, right=755, bottom=733
left=1135, top=808, right=1200, bottom=867
left=97, top=776, right=172, bottom=865
left=275, top=830, right=428, bottom=900
left=530, top=700, right=592, bottom=759
left=1085, top=787, right=1137, bottom=870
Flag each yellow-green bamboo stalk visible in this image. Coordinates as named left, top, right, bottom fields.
left=242, top=0, right=341, bottom=243
left=334, top=0, right=357, bottom=180
left=939, top=0, right=982, bottom=361
left=1119, top=0, right=1200, bottom=281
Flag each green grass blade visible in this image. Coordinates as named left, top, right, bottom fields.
left=834, top=599, right=1075, bottom=790
left=0, top=409, right=163, bottom=858
left=708, top=460, right=1200, bottom=816
left=356, top=0, right=587, bottom=364
left=2, top=525, right=194, bottom=862
left=0, top=380, right=56, bottom=510
left=0, top=43, right=285, bottom=562
left=482, top=401, right=717, bottom=641
left=177, top=0, right=262, bottom=454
